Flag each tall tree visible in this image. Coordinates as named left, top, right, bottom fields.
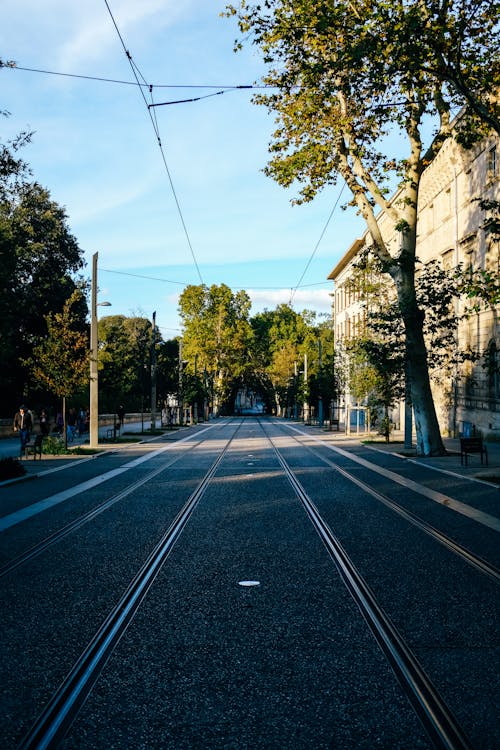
left=178, top=284, right=254, bottom=413
left=0, top=177, right=86, bottom=412
left=227, top=0, right=497, bottom=454
left=97, top=315, right=154, bottom=413
left=25, top=290, right=89, bottom=447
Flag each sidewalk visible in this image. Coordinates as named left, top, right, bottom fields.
left=0, top=420, right=173, bottom=484
left=2, top=421, right=499, bottom=487
left=320, top=429, right=500, bottom=486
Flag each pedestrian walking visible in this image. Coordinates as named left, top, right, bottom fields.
left=67, top=407, right=77, bottom=442
left=77, top=407, right=86, bottom=436
left=13, top=405, right=33, bottom=457
left=39, top=408, right=50, bottom=436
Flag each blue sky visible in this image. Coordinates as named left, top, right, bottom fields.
left=1, top=0, right=366, bottom=337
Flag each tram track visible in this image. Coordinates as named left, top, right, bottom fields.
left=6, top=417, right=496, bottom=748
left=0, top=436, right=205, bottom=579
left=18, top=420, right=243, bottom=750
left=259, top=419, right=474, bottom=750
left=1, top=422, right=239, bottom=578
left=270, top=421, right=500, bottom=585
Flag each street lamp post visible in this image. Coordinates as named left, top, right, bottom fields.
left=90, top=252, right=111, bottom=449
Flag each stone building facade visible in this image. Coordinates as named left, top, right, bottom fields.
left=328, top=131, right=500, bottom=439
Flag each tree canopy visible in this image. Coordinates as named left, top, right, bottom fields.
left=227, top=0, right=498, bottom=454
left=0, top=131, right=87, bottom=413
left=178, top=284, right=255, bottom=412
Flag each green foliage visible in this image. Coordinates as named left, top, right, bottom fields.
left=97, top=315, right=154, bottom=412
left=0, top=132, right=87, bottom=412
left=0, top=456, right=26, bottom=480
left=227, top=0, right=498, bottom=454
left=178, top=284, right=254, bottom=411
left=25, top=289, right=89, bottom=399
left=42, top=436, right=70, bottom=455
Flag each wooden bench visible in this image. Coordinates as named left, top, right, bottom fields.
left=460, top=437, right=488, bottom=466
left=329, top=419, right=340, bottom=431
left=24, top=434, right=44, bottom=460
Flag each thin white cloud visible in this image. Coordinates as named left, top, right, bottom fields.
left=248, top=287, right=333, bottom=313
left=0, top=0, right=195, bottom=69
left=57, top=0, right=194, bottom=68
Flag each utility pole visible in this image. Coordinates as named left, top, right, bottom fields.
left=303, top=352, right=309, bottom=422
left=193, top=353, right=198, bottom=423
left=150, top=311, right=157, bottom=431
left=90, top=253, right=99, bottom=449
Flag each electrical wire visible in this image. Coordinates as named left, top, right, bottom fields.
left=103, top=0, right=204, bottom=285
left=289, top=182, right=345, bottom=306
left=101, top=267, right=330, bottom=291
left=100, top=268, right=188, bottom=286
left=2, top=62, right=268, bottom=90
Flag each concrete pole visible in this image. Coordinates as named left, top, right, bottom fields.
left=303, top=352, right=309, bottom=422
left=178, top=338, right=184, bottom=425
left=318, top=339, right=324, bottom=426
left=89, top=252, right=99, bottom=449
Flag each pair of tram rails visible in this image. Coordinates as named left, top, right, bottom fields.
left=3, top=418, right=497, bottom=750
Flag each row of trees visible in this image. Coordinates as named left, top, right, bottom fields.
left=178, top=283, right=336, bottom=417
left=226, top=0, right=499, bottom=454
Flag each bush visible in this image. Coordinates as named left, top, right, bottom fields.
left=42, top=436, right=71, bottom=455
left=0, top=456, right=27, bottom=481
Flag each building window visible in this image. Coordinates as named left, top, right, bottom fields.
left=441, top=248, right=454, bottom=271
left=487, top=341, right=500, bottom=401
left=488, top=146, right=497, bottom=181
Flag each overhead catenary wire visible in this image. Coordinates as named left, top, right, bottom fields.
left=289, top=182, right=346, bottom=306
left=1, top=62, right=267, bottom=90
left=102, top=0, right=204, bottom=285
left=3, top=41, right=346, bottom=307
left=101, top=267, right=331, bottom=291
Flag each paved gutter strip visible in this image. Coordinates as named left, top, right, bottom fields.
left=279, top=429, right=500, bottom=584
left=0, top=426, right=216, bottom=532
left=282, top=423, right=500, bottom=533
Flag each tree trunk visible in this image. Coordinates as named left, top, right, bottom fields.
left=393, top=267, right=446, bottom=457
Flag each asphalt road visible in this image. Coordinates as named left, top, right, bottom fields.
left=0, top=418, right=498, bottom=749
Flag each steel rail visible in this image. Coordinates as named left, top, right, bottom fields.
left=275, top=426, right=500, bottom=584
left=0, top=437, right=204, bottom=579
left=281, top=422, right=500, bottom=532
left=262, top=424, right=472, bottom=750
left=18, top=421, right=242, bottom=750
